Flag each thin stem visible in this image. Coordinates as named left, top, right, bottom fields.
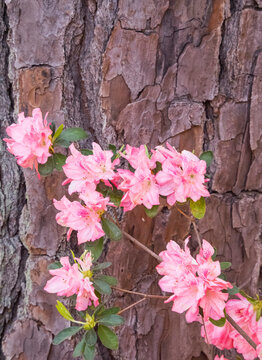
left=192, top=221, right=202, bottom=247
left=175, top=205, right=192, bottom=220
left=73, top=320, right=86, bottom=325
left=106, top=213, right=162, bottom=262
left=118, top=298, right=147, bottom=315
left=226, top=314, right=257, bottom=350
left=112, top=286, right=169, bottom=299
left=122, top=230, right=162, bottom=262
left=201, top=315, right=209, bottom=345
left=175, top=204, right=202, bottom=247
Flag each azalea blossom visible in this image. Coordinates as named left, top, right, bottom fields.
left=214, top=356, right=229, bottom=360
left=53, top=193, right=109, bottom=244
left=62, top=143, right=119, bottom=195
left=121, top=144, right=156, bottom=170
left=225, top=295, right=260, bottom=360
left=156, top=238, right=232, bottom=323
left=4, top=108, right=52, bottom=174
left=44, top=254, right=99, bottom=310
left=117, top=167, right=160, bottom=211
left=155, top=143, right=209, bottom=205
left=201, top=319, right=233, bottom=350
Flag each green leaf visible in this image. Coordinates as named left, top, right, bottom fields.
left=73, top=337, right=86, bottom=357
left=53, top=326, right=82, bottom=345
left=92, top=262, right=112, bottom=271
left=101, top=217, right=122, bottom=241
left=93, top=279, right=112, bottom=295
left=96, top=307, right=120, bottom=319
left=85, top=237, right=104, bottom=262
left=239, top=290, right=256, bottom=304
left=227, top=285, right=240, bottom=295
left=38, top=156, right=54, bottom=176
left=95, top=275, right=117, bottom=286
left=108, top=144, right=116, bottom=154
left=107, top=187, right=123, bottom=207
left=152, top=161, right=162, bottom=175
left=56, top=301, right=74, bottom=322
left=211, top=247, right=217, bottom=261
left=52, top=124, right=64, bottom=142
left=54, top=128, right=88, bottom=148
left=220, top=261, right=232, bottom=271
left=97, top=314, right=124, bottom=327
left=199, top=151, right=213, bottom=167
left=85, top=329, right=97, bottom=346
left=190, top=197, right=206, bottom=219
left=218, top=273, right=226, bottom=280
left=83, top=344, right=95, bottom=360
left=80, top=149, right=93, bottom=156
left=48, top=261, right=62, bottom=270
left=144, top=144, right=150, bottom=158
left=96, top=182, right=123, bottom=207
left=209, top=317, right=226, bottom=327
left=97, top=325, right=118, bottom=350
left=53, top=153, right=66, bottom=171
left=256, top=308, right=261, bottom=321
left=50, top=122, right=56, bottom=136
left=144, top=205, right=159, bottom=218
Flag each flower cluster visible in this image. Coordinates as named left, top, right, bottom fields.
left=54, top=143, right=118, bottom=243
left=116, top=144, right=209, bottom=211
left=4, top=108, right=52, bottom=174
left=202, top=294, right=262, bottom=360
left=156, top=239, right=232, bottom=322
left=155, top=144, right=209, bottom=204
left=54, top=142, right=209, bottom=243
left=44, top=252, right=99, bottom=311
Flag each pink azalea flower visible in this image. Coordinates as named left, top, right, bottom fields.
left=76, top=278, right=99, bottom=310
left=44, top=254, right=99, bottom=311
left=155, top=144, right=210, bottom=205
left=121, top=144, right=156, bottom=170
left=153, top=143, right=182, bottom=166
left=4, top=108, right=52, bottom=173
left=53, top=195, right=107, bottom=244
left=44, top=257, right=82, bottom=297
left=156, top=238, right=232, bottom=323
left=226, top=295, right=260, bottom=360
left=201, top=320, right=233, bottom=350
left=117, top=167, right=160, bottom=211
left=214, top=356, right=229, bottom=360
left=63, top=143, right=119, bottom=195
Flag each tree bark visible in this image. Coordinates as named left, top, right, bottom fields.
left=1, top=0, right=262, bottom=359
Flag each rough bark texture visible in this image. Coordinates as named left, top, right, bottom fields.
left=0, top=0, right=262, bottom=359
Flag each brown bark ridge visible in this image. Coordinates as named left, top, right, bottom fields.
left=0, top=0, right=261, bottom=359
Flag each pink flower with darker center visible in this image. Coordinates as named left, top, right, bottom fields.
left=53, top=193, right=109, bottom=244
left=156, top=238, right=232, bottom=323
left=117, top=167, right=160, bottom=211
left=155, top=143, right=209, bottom=205
left=62, top=143, right=119, bottom=195
left=201, top=320, right=233, bottom=350
left=44, top=254, right=99, bottom=311
left=4, top=108, right=52, bottom=174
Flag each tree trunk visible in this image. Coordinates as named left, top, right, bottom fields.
left=1, top=0, right=262, bottom=359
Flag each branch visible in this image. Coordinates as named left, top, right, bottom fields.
left=226, top=314, right=257, bottom=350
left=175, top=204, right=202, bottom=247
left=122, top=230, right=162, bottom=262
left=118, top=298, right=147, bottom=315
left=112, top=286, right=169, bottom=299
left=192, top=221, right=202, bottom=248
left=105, top=213, right=162, bottom=262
